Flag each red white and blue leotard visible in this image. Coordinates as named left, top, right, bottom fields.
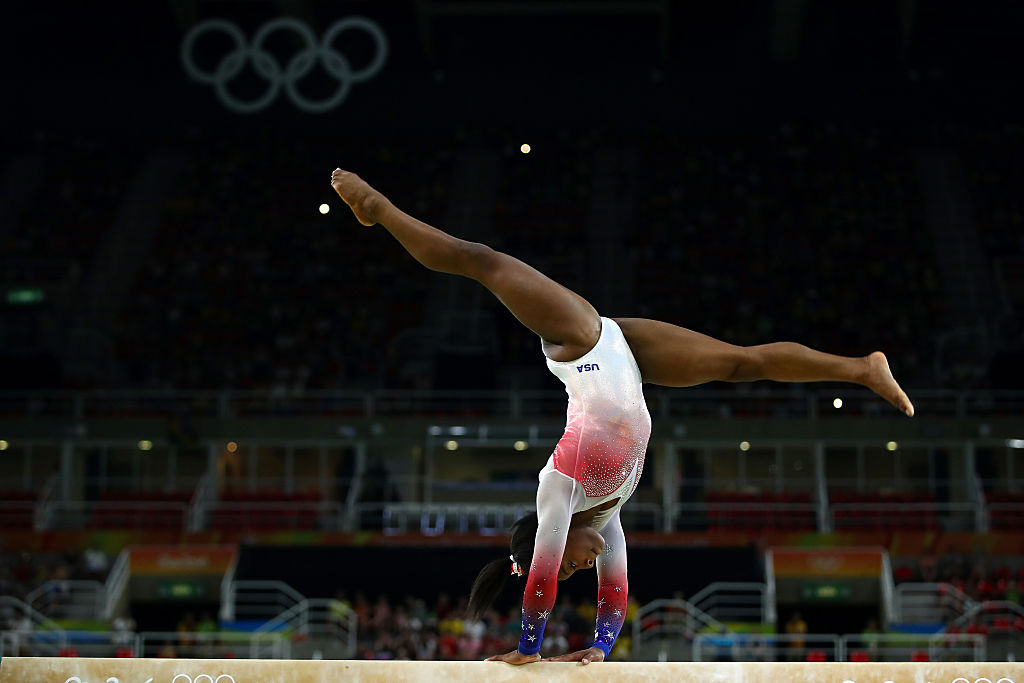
left=518, top=317, right=652, bottom=657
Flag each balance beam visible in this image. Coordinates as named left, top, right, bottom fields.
left=1, top=658, right=1022, bottom=683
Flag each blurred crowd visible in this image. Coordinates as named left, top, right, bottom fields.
left=0, top=547, right=110, bottom=604
left=5, top=121, right=1020, bottom=392
left=895, top=553, right=1024, bottom=604
left=631, top=122, right=939, bottom=386
left=334, top=590, right=642, bottom=661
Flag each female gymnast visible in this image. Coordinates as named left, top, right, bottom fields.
left=330, top=168, right=914, bottom=665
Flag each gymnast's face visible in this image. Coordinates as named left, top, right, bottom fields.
left=558, top=527, right=605, bottom=581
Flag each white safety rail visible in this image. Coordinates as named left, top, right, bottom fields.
left=222, top=580, right=306, bottom=627
left=103, top=549, right=132, bottom=619
left=632, top=598, right=731, bottom=661
left=830, top=502, right=978, bottom=532
left=33, top=474, right=58, bottom=530
left=4, top=630, right=134, bottom=658
left=881, top=552, right=896, bottom=625
left=841, top=633, right=986, bottom=662
left=948, top=600, right=1024, bottom=633
left=253, top=598, right=357, bottom=659
left=25, top=580, right=105, bottom=621
left=219, top=555, right=238, bottom=621
left=0, top=596, right=67, bottom=657
left=895, top=582, right=978, bottom=624
left=3, top=388, right=1022, bottom=420
left=693, top=633, right=843, bottom=662
left=188, top=473, right=215, bottom=532
left=688, top=583, right=767, bottom=624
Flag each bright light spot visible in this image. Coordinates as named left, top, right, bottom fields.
left=886, top=441, right=898, bottom=452
left=514, top=440, right=528, bottom=451
left=520, top=143, right=531, bottom=154
left=226, top=441, right=238, bottom=453
left=319, top=203, right=330, bottom=215
left=1007, top=439, right=1024, bottom=449
left=0, top=440, right=7, bottom=450
left=833, top=397, right=843, bottom=409
left=428, top=426, right=442, bottom=436
left=445, top=440, right=459, bottom=451
left=449, top=426, right=467, bottom=436
left=739, top=441, right=750, bottom=451
left=138, top=440, right=153, bottom=451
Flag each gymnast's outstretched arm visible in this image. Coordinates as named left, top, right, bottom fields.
left=544, top=509, right=629, bottom=664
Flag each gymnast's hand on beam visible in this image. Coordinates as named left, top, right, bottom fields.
left=542, top=647, right=606, bottom=665
left=485, top=649, right=542, bottom=665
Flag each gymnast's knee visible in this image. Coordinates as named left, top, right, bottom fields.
left=420, top=236, right=491, bottom=276
left=726, top=347, right=765, bottom=382
left=458, top=241, right=504, bottom=281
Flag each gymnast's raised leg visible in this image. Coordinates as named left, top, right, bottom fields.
left=330, top=169, right=913, bottom=416
left=330, top=169, right=601, bottom=363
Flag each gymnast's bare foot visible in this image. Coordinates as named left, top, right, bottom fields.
left=331, top=169, right=388, bottom=226
left=864, top=351, right=915, bottom=417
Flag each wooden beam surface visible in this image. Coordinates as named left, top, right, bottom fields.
left=1, top=658, right=1022, bottom=683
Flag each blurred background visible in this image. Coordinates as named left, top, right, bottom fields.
left=1, top=0, right=1022, bottom=664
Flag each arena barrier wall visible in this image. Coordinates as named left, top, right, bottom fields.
left=1, top=658, right=1023, bottom=683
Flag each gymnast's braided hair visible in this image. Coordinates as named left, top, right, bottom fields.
left=467, top=512, right=538, bottom=620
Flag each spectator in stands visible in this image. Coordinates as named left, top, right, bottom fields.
left=197, top=612, right=218, bottom=634
left=861, top=618, right=881, bottom=660
left=176, top=612, right=198, bottom=648
left=785, top=611, right=807, bottom=660
left=80, top=544, right=110, bottom=580
left=111, top=611, right=136, bottom=647
left=370, top=594, right=392, bottom=637
left=328, top=590, right=352, bottom=627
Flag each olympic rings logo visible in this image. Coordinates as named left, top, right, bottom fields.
left=181, top=17, right=388, bottom=114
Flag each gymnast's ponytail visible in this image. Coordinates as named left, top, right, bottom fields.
left=467, top=512, right=539, bottom=620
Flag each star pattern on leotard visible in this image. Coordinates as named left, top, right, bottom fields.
left=527, top=635, right=536, bottom=642
left=527, top=624, right=535, bottom=630
left=605, top=630, right=614, bottom=637
left=552, top=526, right=559, bottom=533
left=614, top=586, right=622, bottom=592
left=614, top=609, right=622, bottom=617
left=597, top=598, right=606, bottom=607
left=536, top=590, right=544, bottom=597
left=539, top=610, right=549, bottom=619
